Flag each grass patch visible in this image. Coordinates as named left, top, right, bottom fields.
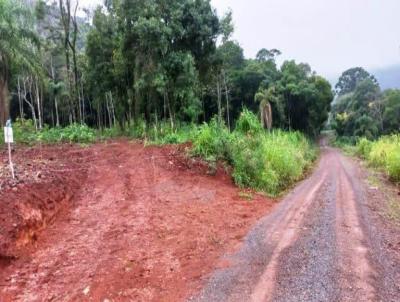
left=192, top=110, right=316, bottom=196
left=355, top=135, right=400, bottom=183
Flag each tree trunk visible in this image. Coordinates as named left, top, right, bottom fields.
left=216, top=77, right=222, bottom=124
left=222, top=70, right=230, bottom=131
left=22, top=77, right=37, bottom=130
left=166, top=92, right=174, bottom=130
left=81, top=80, right=85, bottom=124
left=35, top=78, right=42, bottom=129
left=260, top=102, right=273, bottom=130
left=17, top=77, right=24, bottom=120
left=55, top=96, right=60, bottom=127
left=0, top=75, right=9, bottom=126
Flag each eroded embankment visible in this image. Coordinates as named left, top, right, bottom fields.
left=0, top=145, right=89, bottom=263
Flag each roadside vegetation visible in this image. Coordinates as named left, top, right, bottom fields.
left=355, top=136, right=400, bottom=183
left=1, top=111, right=316, bottom=196
left=192, top=111, right=316, bottom=195
left=327, top=67, right=400, bottom=185
left=0, top=119, right=96, bottom=144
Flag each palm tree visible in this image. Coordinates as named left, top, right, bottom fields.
left=0, top=0, right=40, bottom=126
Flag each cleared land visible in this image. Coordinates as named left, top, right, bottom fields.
left=0, top=143, right=399, bottom=301
left=0, top=141, right=274, bottom=301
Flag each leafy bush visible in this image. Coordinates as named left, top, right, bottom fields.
left=191, top=118, right=230, bottom=162
left=386, top=148, right=400, bottom=182
left=37, top=124, right=96, bottom=143
left=235, top=108, right=263, bottom=135
left=356, top=134, right=400, bottom=182
left=355, top=137, right=372, bottom=158
left=230, top=129, right=315, bottom=195
left=191, top=111, right=316, bottom=195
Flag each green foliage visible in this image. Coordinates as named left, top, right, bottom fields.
left=191, top=118, right=230, bottom=161
left=267, top=61, right=333, bottom=135
left=355, top=135, right=400, bottom=183
left=0, top=119, right=95, bottom=144
left=191, top=111, right=316, bottom=195
left=335, top=67, right=378, bottom=96
left=37, top=124, right=96, bottom=143
left=234, top=109, right=263, bottom=135
left=387, top=150, right=400, bottom=182
left=230, top=129, right=316, bottom=195
left=355, top=137, right=372, bottom=158
left=147, top=123, right=198, bottom=145
left=331, top=67, right=400, bottom=140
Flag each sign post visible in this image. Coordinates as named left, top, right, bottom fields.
left=4, top=119, right=15, bottom=179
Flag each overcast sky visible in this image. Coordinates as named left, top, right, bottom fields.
left=81, top=0, right=400, bottom=81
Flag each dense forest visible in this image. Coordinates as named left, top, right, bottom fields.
left=0, top=0, right=334, bottom=137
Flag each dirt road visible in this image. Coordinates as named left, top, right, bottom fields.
left=191, top=147, right=400, bottom=302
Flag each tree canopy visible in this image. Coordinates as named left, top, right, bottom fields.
left=1, top=0, right=336, bottom=138
left=331, top=67, right=399, bottom=139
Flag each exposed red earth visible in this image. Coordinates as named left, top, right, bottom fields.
left=0, top=140, right=274, bottom=301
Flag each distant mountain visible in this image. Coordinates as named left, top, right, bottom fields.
left=371, top=64, right=400, bottom=90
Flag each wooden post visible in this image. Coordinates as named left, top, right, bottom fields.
left=8, top=141, right=14, bottom=179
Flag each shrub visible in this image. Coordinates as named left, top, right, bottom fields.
left=37, top=124, right=96, bottom=143
left=190, top=111, right=316, bottom=195
left=191, top=118, right=230, bottom=162
left=386, top=147, right=400, bottom=182
left=235, top=108, right=263, bottom=135
left=229, top=130, right=315, bottom=195
left=356, top=137, right=372, bottom=158
left=356, top=134, right=400, bottom=183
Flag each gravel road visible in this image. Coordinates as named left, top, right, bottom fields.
left=190, top=148, right=400, bottom=302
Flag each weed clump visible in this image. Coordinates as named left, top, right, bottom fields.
left=355, top=135, right=400, bottom=182
left=192, top=111, right=316, bottom=195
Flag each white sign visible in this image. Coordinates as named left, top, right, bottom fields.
left=4, top=127, right=13, bottom=143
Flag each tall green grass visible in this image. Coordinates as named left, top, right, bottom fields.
left=192, top=110, right=316, bottom=195
left=356, top=135, right=400, bottom=182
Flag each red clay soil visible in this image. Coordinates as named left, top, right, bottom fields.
left=0, top=145, right=90, bottom=262
left=0, top=140, right=275, bottom=301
